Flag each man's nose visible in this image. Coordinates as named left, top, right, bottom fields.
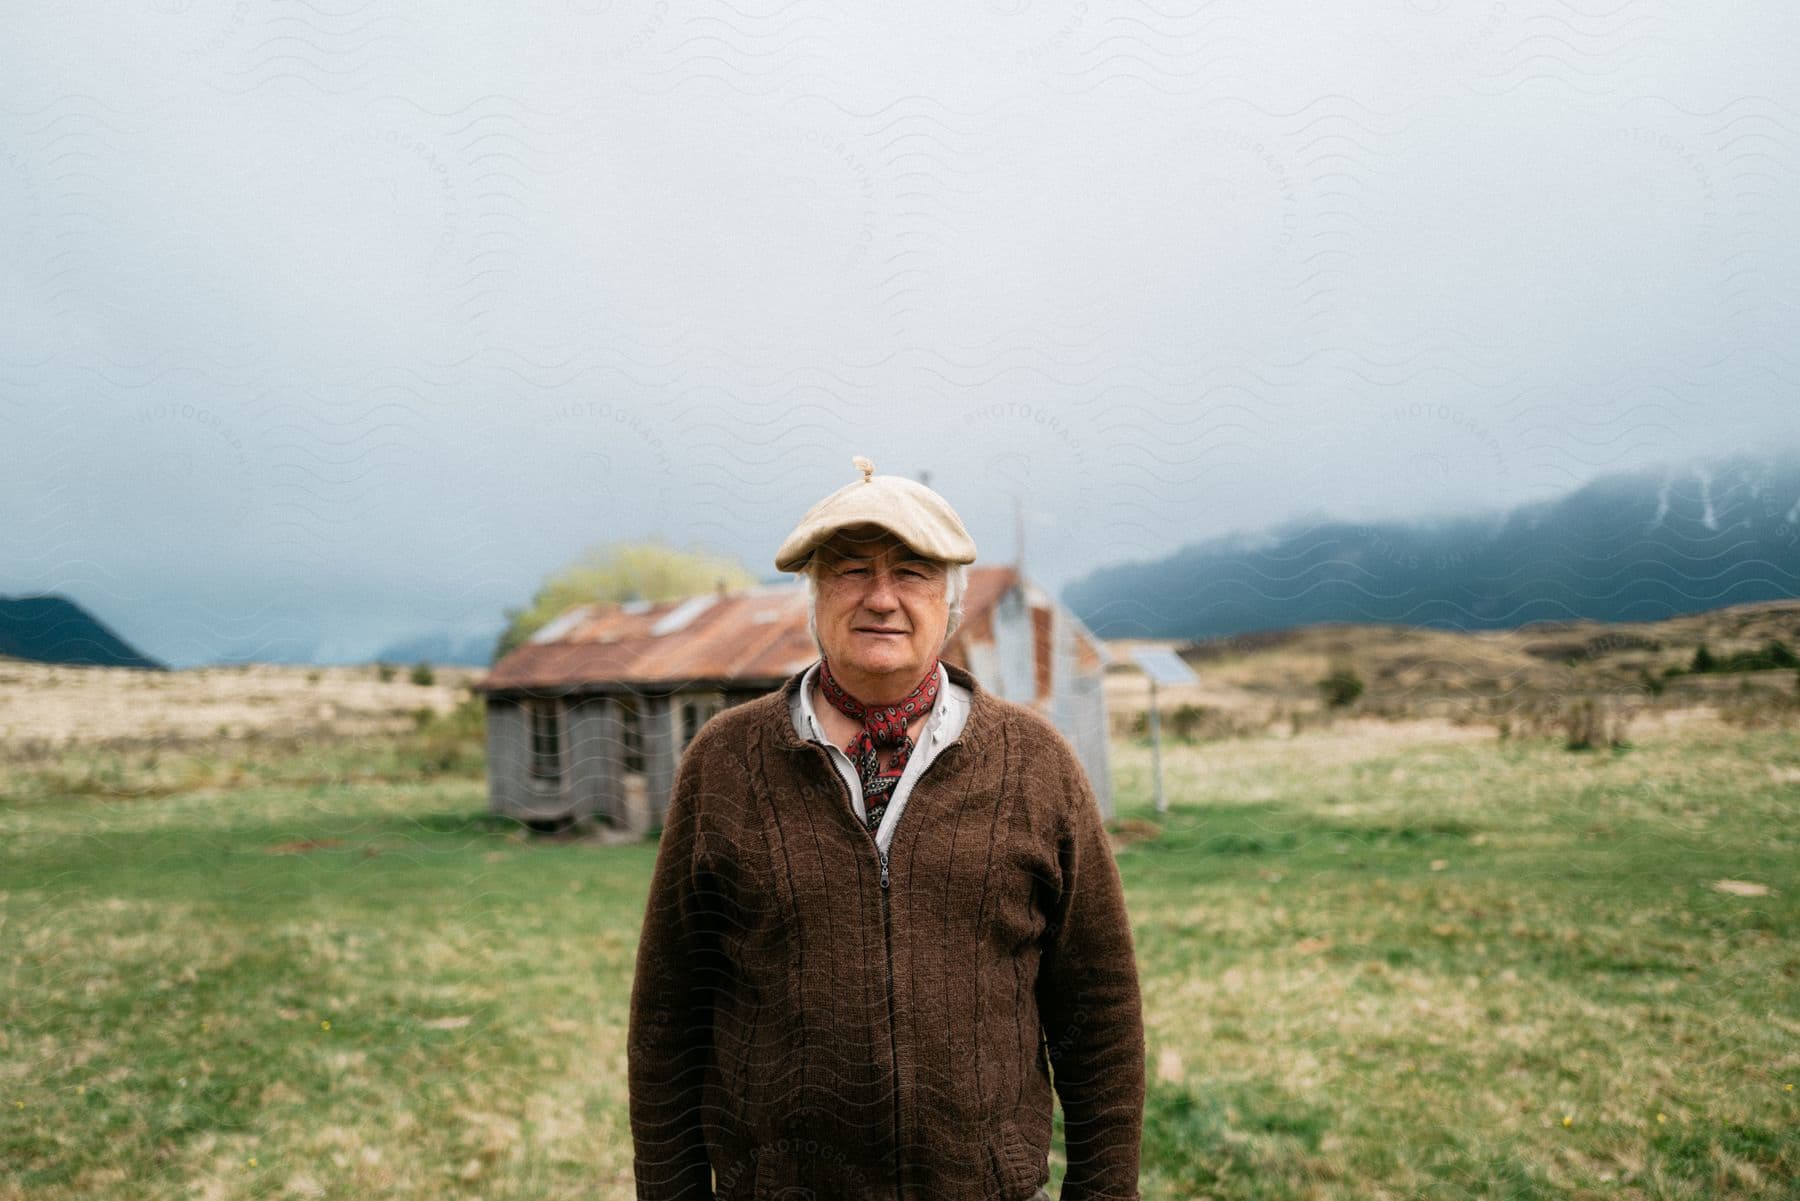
left=862, top=570, right=900, bottom=608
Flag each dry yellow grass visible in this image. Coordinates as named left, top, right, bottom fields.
left=0, top=659, right=482, bottom=756
left=1103, top=599, right=1800, bottom=738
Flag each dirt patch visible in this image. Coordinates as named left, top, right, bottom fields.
left=1108, top=817, right=1163, bottom=849
left=534, top=821, right=644, bottom=847
left=265, top=838, right=346, bottom=855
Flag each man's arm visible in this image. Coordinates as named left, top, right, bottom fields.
left=627, top=740, right=718, bottom=1201
left=1035, top=741, right=1146, bottom=1201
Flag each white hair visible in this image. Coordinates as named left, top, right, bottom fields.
left=803, top=558, right=967, bottom=651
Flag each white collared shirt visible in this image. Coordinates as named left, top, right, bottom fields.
left=788, top=658, right=972, bottom=858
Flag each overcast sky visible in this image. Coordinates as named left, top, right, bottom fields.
left=4, top=3, right=1798, bottom=666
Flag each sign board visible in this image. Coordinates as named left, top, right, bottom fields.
left=1130, top=646, right=1197, bottom=687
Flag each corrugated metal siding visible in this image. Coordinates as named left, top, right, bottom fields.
left=485, top=697, right=528, bottom=815
left=962, top=640, right=1002, bottom=689
left=565, top=697, right=609, bottom=823
left=992, top=587, right=1036, bottom=702
left=642, top=695, right=678, bottom=829
left=487, top=697, right=581, bottom=820
left=1070, top=641, right=1109, bottom=814
left=592, top=698, right=625, bottom=825
left=1042, top=607, right=1114, bottom=818
left=1069, top=668, right=1114, bottom=818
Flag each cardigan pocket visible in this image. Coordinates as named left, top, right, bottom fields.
left=990, top=1116, right=1043, bottom=1200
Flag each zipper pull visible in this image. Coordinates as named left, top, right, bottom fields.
left=878, top=849, right=890, bottom=890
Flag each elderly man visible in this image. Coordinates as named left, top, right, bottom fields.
left=627, top=457, right=1145, bottom=1201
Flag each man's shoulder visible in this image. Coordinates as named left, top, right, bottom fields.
left=970, top=694, right=1094, bottom=817
left=979, top=692, right=1077, bottom=758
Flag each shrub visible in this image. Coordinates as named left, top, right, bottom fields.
left=1716, top=639, right=1798, bottom=672
left=1317, top=662, right=1364, bottom=709
left=1685, top=640, right=1800, bottom=674
left=396, top=693, right=486, bottom=776
left=1607, top=705, right=1633, bottom=749
left=1564, top=695, right=1632, bottom=751
left=1166, top=702, right=1206, bottom=740
left=376, top=661, right=397, bottom=683
left=410, top=661, right=435, bottom=687
left=1563, top=697, right=1600, bottom=751
left=1638, top=668, right=1666, bottom=698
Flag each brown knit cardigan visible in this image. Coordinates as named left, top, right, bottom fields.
left=627, top=659, right=1145, bottom=1201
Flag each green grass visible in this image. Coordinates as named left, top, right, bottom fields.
left=2, top=717, right=1796, bottom=1199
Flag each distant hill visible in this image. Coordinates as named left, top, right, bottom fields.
left=1066, top=450, right=1800, bottom=639
left=0, top=595, right=165, bottom=670
left=369, top=629, right=504, bottom=668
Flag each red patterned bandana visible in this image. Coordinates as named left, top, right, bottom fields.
left=817, top=656, right=942, bottom=833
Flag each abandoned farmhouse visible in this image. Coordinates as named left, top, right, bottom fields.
left=471, top=565, right=1112, bottom=834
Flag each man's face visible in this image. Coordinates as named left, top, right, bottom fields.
left=812, top=524, right=950, bottom=694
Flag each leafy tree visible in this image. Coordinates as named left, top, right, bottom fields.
left=492, top=538, right=758, bottom=664
left=1690, top=642, right=1715, bottom=673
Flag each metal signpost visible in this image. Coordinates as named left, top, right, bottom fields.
left=1129, top=646, right=1198, bottom=815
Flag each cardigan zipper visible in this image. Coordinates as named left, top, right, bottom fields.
left=807, top=733, right=966, bottom=1201
left=810, top=741, right=910, bottom=1201
left=879, top=855, right=902, bottom=1201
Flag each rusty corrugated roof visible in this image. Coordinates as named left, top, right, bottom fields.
left=474, top=566, right=1024, bottom=695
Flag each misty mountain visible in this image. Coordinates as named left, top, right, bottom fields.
left=370, top=629, right=504, bottom=668
left=1065, top=452, right=1800, bottom=640
left=0, top=595, right=165, bottom=670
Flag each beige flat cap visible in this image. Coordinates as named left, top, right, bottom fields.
left=775, top=456, right=978, bottom=573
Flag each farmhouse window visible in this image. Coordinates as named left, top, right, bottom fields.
left=680, top=696, right=723, bottom=749
left=619, top=696, right=645, bottom=773
left=528, top=699, right=562, bottom=783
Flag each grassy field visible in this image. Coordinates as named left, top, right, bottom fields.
left=2, top=703, right=1796, bottom=1199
